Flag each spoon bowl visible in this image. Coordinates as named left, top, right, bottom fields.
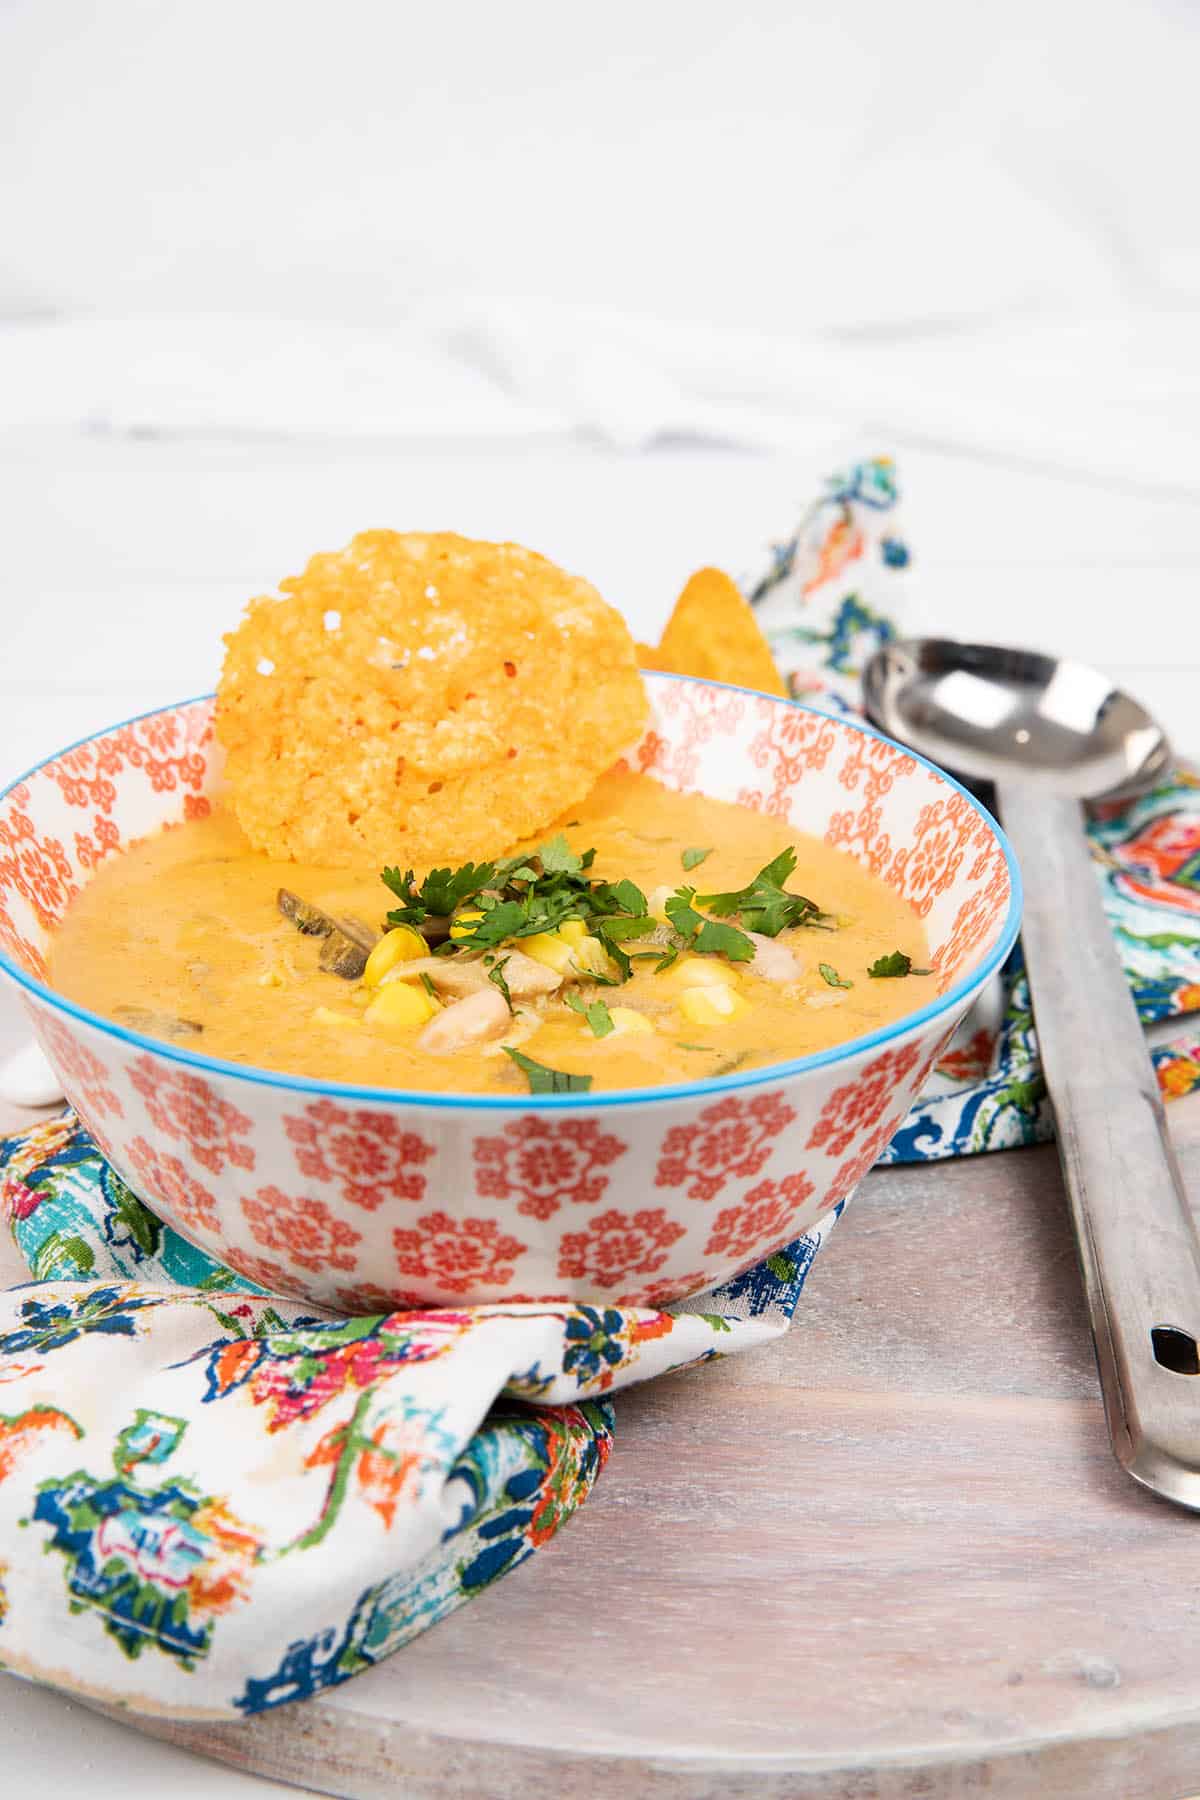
left=863, top=637, right=1172, bottom=801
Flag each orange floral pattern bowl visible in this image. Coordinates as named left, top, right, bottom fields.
left=0, top=677, right=1021, bottom=1308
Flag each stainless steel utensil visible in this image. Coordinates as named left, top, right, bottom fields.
left=864, top=636, right=1200, bottom=1511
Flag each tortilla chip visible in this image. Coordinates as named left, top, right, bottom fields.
left=217, top=530, right=649, bottom=869
left=638, top=567, right=788, bottom=698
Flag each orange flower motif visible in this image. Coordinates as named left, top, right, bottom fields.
left=0, top=1405, right=83, bottom=1484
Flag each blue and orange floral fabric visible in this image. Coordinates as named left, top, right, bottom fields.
left=744, top=457, right=1200, bottom=1154
left=0, top=1111, right=835, bottom=1718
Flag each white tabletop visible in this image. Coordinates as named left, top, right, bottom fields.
left=1, top=428, right=1198, bottom=1797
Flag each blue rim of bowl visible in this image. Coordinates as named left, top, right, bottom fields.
left=0, top=677, right=1023, bottom=1113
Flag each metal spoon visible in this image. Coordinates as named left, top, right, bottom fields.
left=864, top=636, right=1200, bottom=1512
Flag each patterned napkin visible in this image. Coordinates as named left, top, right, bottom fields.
left=0, top=457, right=1195, bottom=1722
left=745, top=459, right=1200, bottom=1144
left=0, top=1111, right=831, bottom=1717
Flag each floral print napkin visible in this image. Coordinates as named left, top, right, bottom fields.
left=746, top=458, right=1200, bottom=1150
left=0, top=1111, right=832, bottom=1718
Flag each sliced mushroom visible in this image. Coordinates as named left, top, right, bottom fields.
left=319, top=929, right=372, bottom=979
left=417, top=986, right=511, bottom=1054
left=278, top=888, right=335, bottom=936
left=279, top=891, right=379, bottom=979
left=332, top=914, right=378, bottom=953
left=113, top=1005, right=204, bottom=1039
left=745, top=929, right=804, bottom=983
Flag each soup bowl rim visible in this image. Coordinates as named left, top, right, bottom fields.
left=0, top=674, right=1023, bottom=1112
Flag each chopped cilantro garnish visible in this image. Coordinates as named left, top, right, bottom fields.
left=455, top=898, right=530, bottom=951
left=504, top=1047, right=593, bottom=1094
left=867, top=951, right=931, bottom=978
left=598, top=914, right=657, bottom=941
left=818, top=962, right=853, bottom=989
left=681, top=846, right=712, bottom=871
left=486, top=956, right=515, bottom=1013
left=591, top=928, right=631, bottom=982
left=676, top=1041, right=714, bottom=1051
left=382, top=860, right=495, bottom=928
left=587, top=1000, right=614, bottom=1038
left=564, top=991, right=614, bottom=1038
left=536, top=833, right=584, bottom=877
left=665, top=888, right=755, bottom=962
left=391, top=840, right=647, bottom=968
left=591, top=878, right=648, bottom=918
left=699, top=846, right=824, bottom=938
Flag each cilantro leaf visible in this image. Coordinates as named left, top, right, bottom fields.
left=383, top=860, right=496, bottom=928
left=504, top=1047, right=593, bottom=1094
left=564, top=991, right=614, bottom=1038
left=537, top=833, right=583, bottom=877
left=867, top=950, right=930, bottom=978
left=598, top=914, right=657, bottom=941
left=665, top=888, right=755, bottom=962
left=590, top=878, right=648, bottom=918
left=486, top=956, right=515, bottom=1013
left=698, top=846, right=824, bottom=938
left=818, top=962, right=853, bottom=989
left=681, top=846, right=712, bottom=871
left=587, top=999, right=614, bottom=1038
left=452, top=900, right=529, bottom=950
left=422, top=862, right=495, bottom=915
left=592, top=928, right=632, bottom=982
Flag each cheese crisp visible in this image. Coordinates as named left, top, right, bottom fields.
left=217, top=531, right=649, bottom=869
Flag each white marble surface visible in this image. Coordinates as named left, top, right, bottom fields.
left=0, top=428, right=1197, bottom=1797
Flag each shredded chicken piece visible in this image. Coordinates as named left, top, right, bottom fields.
left=489, top=949, right=563, bottom=997
left=417, top=986, right=512, bottom=1053
left=744, top=930, right=804, bottom=983
left=384, top=949, right=561, bottom=999
left=382, top=955, right=487, bottom=997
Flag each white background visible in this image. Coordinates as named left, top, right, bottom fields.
left=2, top=2, right=1199, bottom=1794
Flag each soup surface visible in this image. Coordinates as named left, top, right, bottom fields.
left=49, top=771, right=932, bottom=1095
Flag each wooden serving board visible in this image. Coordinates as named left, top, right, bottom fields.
left=6, top=1084, right=1200, bottom=1798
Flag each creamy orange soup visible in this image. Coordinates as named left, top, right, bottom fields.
left=49, top=771, right=932, bottom=1095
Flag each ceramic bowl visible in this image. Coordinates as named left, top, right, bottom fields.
left=0, top=676, right=1021, bottom=1309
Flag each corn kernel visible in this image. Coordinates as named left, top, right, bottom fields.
left=672, top=954, right=739, bottom=990
left=678, top=985, right=748, bottom=1026
left=365, top=981, right=439, bottom=1032
left=449, top=908, right=485, bottom=942
left=522, top=930, right=576, bottom=974
left=606, top=1006, right=655, bottom=1037
left=312, top=1005, right=361, bottom=1028
left=363, top=924, right=427, bottom=987
left=568, top=934, right=617, bottom=982
left=558, top=918, right=588, bottom=946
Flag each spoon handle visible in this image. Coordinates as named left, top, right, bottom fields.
left=996, top=778, right=1200, bottom=1510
